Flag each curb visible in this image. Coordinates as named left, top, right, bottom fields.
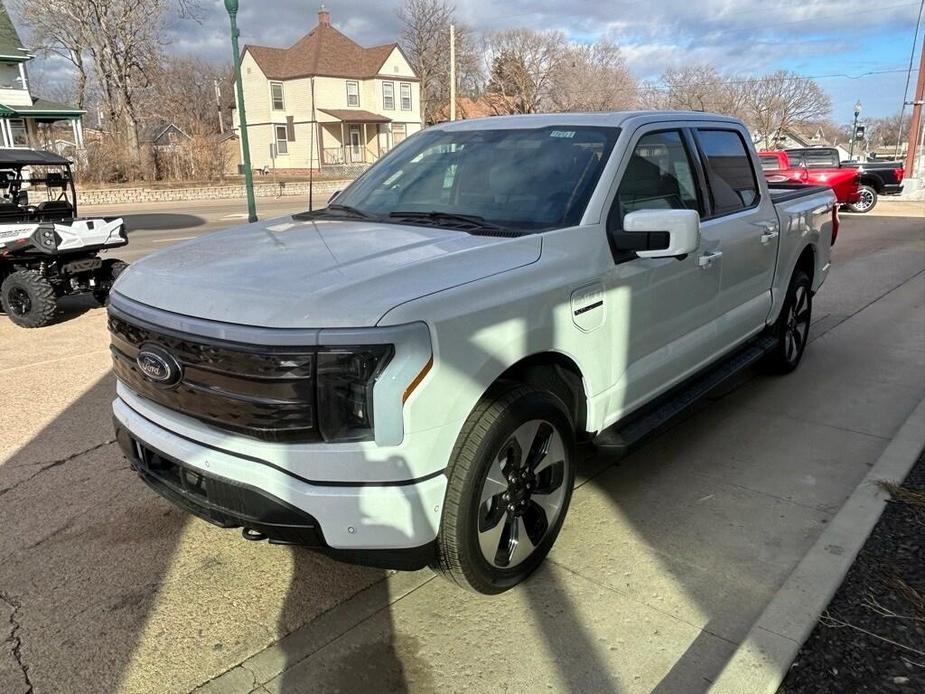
left=709, top=396, right=925, bottom=694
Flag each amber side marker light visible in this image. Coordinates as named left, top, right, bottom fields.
left=403, top=356, right=434, bottom=403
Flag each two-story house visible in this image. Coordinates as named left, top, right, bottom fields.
left=0, top=3, right=84, bottom=151
left=232, top=6, right=422, bottom=172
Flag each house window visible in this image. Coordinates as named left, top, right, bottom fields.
left=346, top=81, right=360, bottom=107
left=400, top=83, right=412, bottom=111
left=9, top=119, right=28, bottom=147
left=270, top=82, right=285, bottom=110
left=392, top=123, right=406, bottom=146
left=382, top=82, right=395, bottom=111
left=275, top=125, right=289, bottom=155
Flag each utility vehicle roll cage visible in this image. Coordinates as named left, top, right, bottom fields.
left=0, top=149, right=79, bottom=223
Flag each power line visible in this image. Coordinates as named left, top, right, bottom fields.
left=894, top=0, right=924, bottom=157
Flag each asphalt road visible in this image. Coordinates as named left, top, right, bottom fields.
left=0, top=205, right=922, bottom=694
left=83, top=196, right=327, bottom=263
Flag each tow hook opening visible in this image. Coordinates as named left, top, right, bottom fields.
left=242, top=527, right=268, bottom=542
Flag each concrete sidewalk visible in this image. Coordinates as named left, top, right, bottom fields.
left=0, top=214, right=922, bottom=694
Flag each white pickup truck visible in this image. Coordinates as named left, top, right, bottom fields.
left=109, top=112, right=836, bottom=594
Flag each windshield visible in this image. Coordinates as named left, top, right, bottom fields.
left=331, top=125, right=620, bottom=233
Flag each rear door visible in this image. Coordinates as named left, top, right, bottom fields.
left=693, top=127, right=778, bottom=346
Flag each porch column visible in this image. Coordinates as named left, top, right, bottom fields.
left=0, top=119, right=9, bottom=148
left=362, top=123, right=368, bottom=162
left=376, top=124, right=381, bottom=157
left=72, top=119, right=85, bottom=149
left=340, top=122, right=345, bottom=162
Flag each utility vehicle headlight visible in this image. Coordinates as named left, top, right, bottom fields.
left=316, top=346, right=393, bottom=442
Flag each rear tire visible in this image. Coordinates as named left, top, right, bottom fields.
left=94, top=258, right=128, bottom=306
left=764, top=269, right=812, bottom=374
left=847, top=184, right=877, bottom=213
left=432, top=384, right=575, bottom=594
left=1, top=270, right=57, bottom=328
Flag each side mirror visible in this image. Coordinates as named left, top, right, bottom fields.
left=327, top=190, right=342, bottom=205
left=620, top=209, right=701, bottom=259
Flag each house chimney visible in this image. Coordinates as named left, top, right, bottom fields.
left=318, top=4, right=331, bottom=25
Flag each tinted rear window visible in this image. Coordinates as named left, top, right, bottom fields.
left=696, top=129, right=759, bottom=216
left=760, top=155, right=782, bottom=171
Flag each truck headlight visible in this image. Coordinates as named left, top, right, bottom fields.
left=317, top=346, right=393, bottom=442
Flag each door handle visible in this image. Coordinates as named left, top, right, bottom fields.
left=698, top=251, right=722, bottom=268
left=760, top=230, right=780, bottom=245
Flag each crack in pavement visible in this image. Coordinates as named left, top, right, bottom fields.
left=1, top=590, right=32, bottom=694
left=0, top=439, right=116, bottom=500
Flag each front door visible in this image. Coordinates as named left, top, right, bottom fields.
left=602, top=127, right=722, bottom=420
left=349, top=126, right=362, bottom=163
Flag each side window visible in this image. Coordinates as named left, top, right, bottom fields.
left=611, top=130, right=700, bottom=228
left=696, top=129, right=759, bottom=216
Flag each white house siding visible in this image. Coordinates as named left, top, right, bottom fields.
left=233, top=43, right=423, bottom=171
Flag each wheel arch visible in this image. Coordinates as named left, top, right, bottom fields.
left=795, top=243, right=816, bottom=288
left=493, top=351, right=589, bottom=437
left=858, top=173, right=883, bottom=192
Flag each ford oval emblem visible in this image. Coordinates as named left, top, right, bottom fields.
left=136, top=344, right=182, bottom=387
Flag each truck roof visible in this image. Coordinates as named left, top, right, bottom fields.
left=434, top=110, right=743, bottom=131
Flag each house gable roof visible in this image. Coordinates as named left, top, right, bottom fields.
left=244, top=22, right=415, bottom=81
left=0, top=1, right=30, bottom=61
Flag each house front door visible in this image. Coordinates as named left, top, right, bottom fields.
left=349, top=126, right=362, bottom=163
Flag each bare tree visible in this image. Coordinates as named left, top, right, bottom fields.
left=741, top=70, right=831, bottom=149
left=15, top=0, right=92, bottom=108
left=482, top=29, right=565, bottom=114
left=398, top=0, right=480, bottom=124
left=659, top=64, right=747, bottom=118
left=866, top=112, right=913, bottom=148
left=548, top=39, right=636, bottom=112
left=148, top=57, right=229, bottom=135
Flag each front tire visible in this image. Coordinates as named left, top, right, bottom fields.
left=847, top=184, right=877, bottom=213
left=432, top=384, right=575, bottom=594
left=765, top=269, right=812, bottom=374
left=1, top=270, right=57, bottom=328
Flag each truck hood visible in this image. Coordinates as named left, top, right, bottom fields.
left=113, top=216, right=541, bottom=328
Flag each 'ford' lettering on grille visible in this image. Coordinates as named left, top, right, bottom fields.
left=136, top=345, right=182, bottom=387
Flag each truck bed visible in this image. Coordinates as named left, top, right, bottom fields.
left=767, top=182, right=832, bottom=203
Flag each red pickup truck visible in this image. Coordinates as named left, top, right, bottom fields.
left=759, top=150, right=861, bottom=208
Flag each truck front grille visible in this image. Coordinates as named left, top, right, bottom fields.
left=109, top=315, right=319, bottom=442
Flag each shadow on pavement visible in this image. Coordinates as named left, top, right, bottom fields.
left=121, top=213, right=206, bottom=233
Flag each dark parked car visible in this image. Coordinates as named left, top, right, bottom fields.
left=785, top=147, right=904, bottom=213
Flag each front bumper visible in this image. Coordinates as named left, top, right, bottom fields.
left=113, top=395, right=448, bottom=570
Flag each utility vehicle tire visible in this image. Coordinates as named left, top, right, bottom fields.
left=1, top=270, right=57, bottom=328
left=847, top=184, right=877, bottom=213
left=432, top=384, right=575, bottom=594
left=764, top=269, right=812, bottom=374
left=94, top=259, right=129, bottom=306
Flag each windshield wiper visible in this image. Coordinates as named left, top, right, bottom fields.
left=293, top=203, right=376, bottom=221
left=387, top=210, right=510, bottom=233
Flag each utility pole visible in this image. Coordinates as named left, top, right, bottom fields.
left=224, top=0, right=258, bottom=223
left=903, top=36, right=925, bottom=177
left=214, top=79, right=224, bottom=134
left=449, top=24, right=456, bottom=121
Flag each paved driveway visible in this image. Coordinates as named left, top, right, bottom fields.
left=1, top=211, right=922, bottom=693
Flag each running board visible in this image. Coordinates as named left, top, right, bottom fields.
left=593, top=335, right=777, bottom=453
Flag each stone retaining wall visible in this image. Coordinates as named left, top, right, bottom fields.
left=77, top=179, right=352, bottom=207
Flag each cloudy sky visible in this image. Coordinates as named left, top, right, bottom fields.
left=22, top=0, right=925, bottom=122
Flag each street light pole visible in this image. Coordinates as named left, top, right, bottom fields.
left=849, top=99, right=862, bottom=161
left=225, top=0, right=257, bottom=223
